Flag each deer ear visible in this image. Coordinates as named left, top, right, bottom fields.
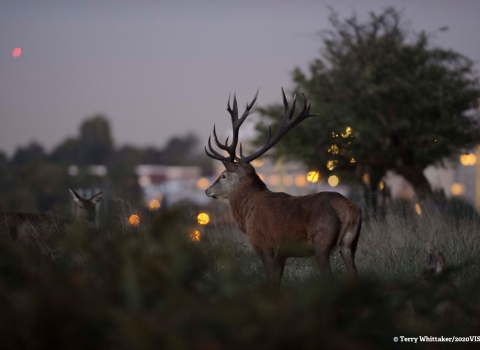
left=221, top=160, right=239, bottom=172
left=91, top=191, right=103, bottom=203
left=69, top=188, right=81, bottom=203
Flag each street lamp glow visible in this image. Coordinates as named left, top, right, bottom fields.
left=197, top=212, right=210, bottom=225
left=307, top=171, right=320, bottom=183
left=328, top=175, right=339, bottom=187
left=128, top=214, right=140, bottom=226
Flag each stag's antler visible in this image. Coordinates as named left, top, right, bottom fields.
left=205, top=89, right=259, bottom=162
left=205, top=88, right=317, bottom=163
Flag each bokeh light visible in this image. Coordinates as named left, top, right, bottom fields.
left=326, top=160, right=337, bottom=171
left=138, top=175, right=151, bottom=187
left=451, top=183, right=465, bottom=196
left=379, top=181, right=385, bottom=191
left=328, top=144, right=339, bottom=154
left=341, top=126, right=352, bottom=138
left=328, top=175, right=339, bottom=187
left=295, top=174, right=307, bottom=187
left=268, top=174, right=280, bottom=186
left=460, top=153, right=476, bottom=166
left=190, top=229, right=201, bottom=242
left=197, top=212, right=210, bottom=225
left=362, top=173, right=370, bottom=185
left=68, top=165, right=79, bottom=176
left=12, top=47, right=21, bottom=57
left=251, top=158, right=265, bottom=167
left=128, top=214, right=140, bottom=226
left=197, top=177, right=210, bottom=190
left=415, top=203, right=422, bottom=215
left=149, top=199, right=161, bottom=210
left=307, top=171, right=320, bottom=183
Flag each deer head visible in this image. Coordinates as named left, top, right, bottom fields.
left=69, top=188, right=103, bottom=226
left=205, top=88, right=316, bottom=200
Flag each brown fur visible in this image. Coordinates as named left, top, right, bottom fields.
left=0, top=188, right=103, bottom=242
left=207, top=162, right=362, bottom=285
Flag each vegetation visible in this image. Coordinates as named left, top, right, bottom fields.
left=255, top=7, right=480, bottom=203
left=0, top=114, right=212, bottom=213
left=1, top=198, right=480, bottom=349
left=2, top=7, right=480, bottom=348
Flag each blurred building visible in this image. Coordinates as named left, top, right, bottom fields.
left=135, top=165, right=214, bottom=207
left=136, top=105, right=480, bottom=209
left=211, top=157, right=350, bottom=198
left=135, top=160, right=350, bottom=209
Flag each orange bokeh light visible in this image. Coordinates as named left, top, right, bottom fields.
left=128, top=214, right=140, bottom=226
left=12, top=47, right=22, bottom=58
left=190, top=229, right=201, bottom=242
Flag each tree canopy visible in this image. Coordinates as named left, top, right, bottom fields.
left=255, top=7, right=480, bottom=201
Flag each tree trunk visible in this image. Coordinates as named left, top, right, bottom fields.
left=396, top=166, right=434, bottom=202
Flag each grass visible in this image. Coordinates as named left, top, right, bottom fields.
left=2, top=199, right=480, bottom=349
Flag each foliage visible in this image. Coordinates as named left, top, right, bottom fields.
left=79, top=115, right=114, bottom=164
left=2, top=202, right=480, bottom=349
left=255, top=7, right=480, bottom=201
left=114, top=133, right=213, bottom=175
left=0, top=115, right=212, bottom=212
left=11, top=141, right=47, bottom=166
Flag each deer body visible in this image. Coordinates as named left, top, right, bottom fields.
left=205, top=89, right=362, bottom=285
left=0, top=188, right=103, bottom=242
left=207, top=162, right=361, bottom=284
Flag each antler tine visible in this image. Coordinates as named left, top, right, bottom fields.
left=237, top=89, right=317, bottom=164
left=267, top=123, right=272, bottom=142
left=294, top=93, right=314, bottom=120
left=226, top=93, right=240, bottom=125
left=236, top=92, right=258, bottom=126
left=244, top=88, right=259, bottom=115
left=212, top=124, right=228, bottom=151
left=281, top=87, right=296, bottom=121
left=281, top=87, right=289, bottom=111
left=205, top=135, right=228, bottom=160
left=239, top=143, right=245, bottom=160
left=232, top=92, right=238, bottom=121
left=290, top=94, right=297, bottom=119
left=205, top=90, right=260, bottom=163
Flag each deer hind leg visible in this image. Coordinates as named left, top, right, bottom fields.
left=259, top=250, right=286, bottom=286
left=340, top=208, right=362, bottom=277
left=312, top=228, right=338, bottom=282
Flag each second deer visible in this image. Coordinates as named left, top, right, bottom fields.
left=205, top=89, right=362, bottom=285
left=0, top=188, right=103, bottom=244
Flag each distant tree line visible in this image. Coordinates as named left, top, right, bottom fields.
left=0, top=115, right=213, bottom=213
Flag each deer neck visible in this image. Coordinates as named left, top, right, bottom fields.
left=229, top=179, right=267, bottom=233
left=67, top=206, right=95, bottom=227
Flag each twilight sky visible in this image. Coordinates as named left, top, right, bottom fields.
left=1, top=0, right=479, bottom=156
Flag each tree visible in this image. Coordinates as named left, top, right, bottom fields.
left=50, top=137, right=82, bottom=164
left=11, top=141, right=47, bottom=166
left=113, top=133, right=213, bottom=175
left=255, top=7, right=480, bottom=202
left=79, top=115, right=114, bottom=164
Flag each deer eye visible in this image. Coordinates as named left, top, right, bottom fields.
left=221, top=173, right=227, bottom=179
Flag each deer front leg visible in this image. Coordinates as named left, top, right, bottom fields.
left=258, top=250, right=286, bottom=286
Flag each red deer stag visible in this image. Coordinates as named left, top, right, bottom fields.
left=205, top=88, right=362, bottom=285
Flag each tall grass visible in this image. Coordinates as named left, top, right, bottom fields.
left=2, top=199, right=480, bottom=349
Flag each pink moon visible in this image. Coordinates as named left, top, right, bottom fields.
left=12, top=47, right=22, bottom=57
